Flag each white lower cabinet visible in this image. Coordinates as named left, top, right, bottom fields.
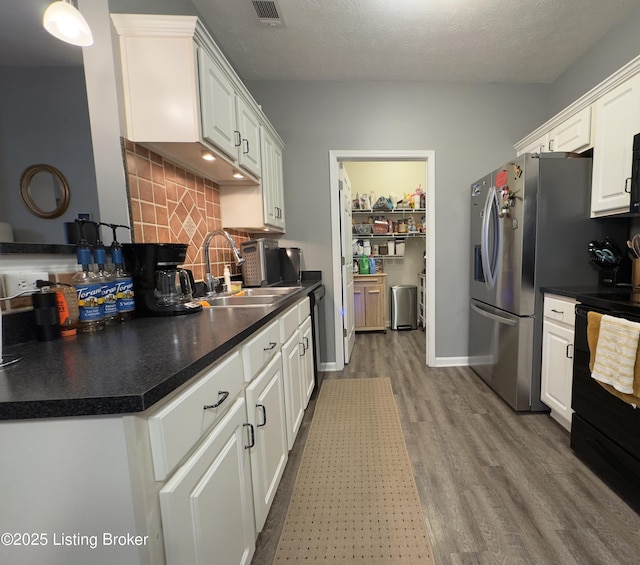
left=0, top=295, right=316, bottom=565
left=541, top=294, right=577, bottom=431
left=280, top=299, right=313, bottom=450
left=300, top=316, right=314, bottom=406
left=159, top=397, right=255, bottom=565
left=282, top=326, right=306, bottom=450
left=245, top=353, right=288, bottom=532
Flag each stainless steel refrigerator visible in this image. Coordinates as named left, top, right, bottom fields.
left=468, top=153, right=626, bottom=411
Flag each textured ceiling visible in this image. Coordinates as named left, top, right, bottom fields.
left=191, top=0, right=640, bottom=83
left=1, top=0, right=638, bottom=82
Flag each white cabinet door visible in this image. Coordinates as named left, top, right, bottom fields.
left=282, top=330, right=305, bottom=450
left=272, top=141, right=285, bottom=230
left=159, top=397, right=255, bottom=565
left=199, top=47, right=238, bottom=160
left=260, top=128, right=286, bottom=230
left=517, top=133, right=550, bottom=156
left=300, top=316, right=315, bottom=407
left=549, top=106, right=592, bottom=153
left=245, top=353, right=288, bottom=532
left=541, top=320, right=574, bottom=432
left=236, top=96, right=262, bottom=177
left=591, top=74, right=640, bottom=217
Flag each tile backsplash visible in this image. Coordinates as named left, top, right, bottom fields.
left=122, top=139, right=250, bottom=282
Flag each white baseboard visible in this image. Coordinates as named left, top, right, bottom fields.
left=432, top=356, right=470, bottom=367
left=320, top=358, right=469, bottom=372
left=320, top=362, right=339, bottom=373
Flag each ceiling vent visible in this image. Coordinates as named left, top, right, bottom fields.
left=252, top=0, right=285, bottom=27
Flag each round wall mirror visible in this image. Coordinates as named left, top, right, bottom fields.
left=19, top=164, right=71, bottom=219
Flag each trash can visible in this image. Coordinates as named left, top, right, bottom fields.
left=390, top=285, right=417, bottom=330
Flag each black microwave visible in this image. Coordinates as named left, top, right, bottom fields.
left=630, top=132, right=640, bottom=213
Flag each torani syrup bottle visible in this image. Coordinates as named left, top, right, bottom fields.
left=72, top=219, right=105, bottom=332
left=102, top=223, right=135, bottom=321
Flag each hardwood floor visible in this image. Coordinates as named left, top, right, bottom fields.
left=252, top=330, right=640, bottom=565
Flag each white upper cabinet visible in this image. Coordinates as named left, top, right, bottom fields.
left=236, top=96, right=262, bottom=178
left=111, top=14, right=277, bottom=185
left=199, top=47, right=262, bottom=178
left=199, top=46, right=238, bottom=159
left=590, top=74, right=640, bottom=217
left=515, top=106, right=592, bottom=157
left=220, top=126, right=285, bottom=232
left=548, top=106, right=592, bottom=153
left=518, top=132, right=550, bottom=155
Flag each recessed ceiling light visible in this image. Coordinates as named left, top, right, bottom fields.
left=201, top=150, right=216, bottom=161
left=233, top=172, right=244, bottom=179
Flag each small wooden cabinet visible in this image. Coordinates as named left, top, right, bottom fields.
left=354, top=274, right=387, bottom=332
left=541, top=294, right=577, bottom=431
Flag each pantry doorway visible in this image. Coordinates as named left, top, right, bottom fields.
left=329, top=150, right=436, bottom=369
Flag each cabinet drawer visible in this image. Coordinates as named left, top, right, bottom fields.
left=543, top=295, right=576, bottom=327
left=298, top=296, right=310, bottom=323
left=279, top=303, right=299, bottom=343
left=148, top=350, right=244, bottom=481
left=243, top=320, right=280, bottom=382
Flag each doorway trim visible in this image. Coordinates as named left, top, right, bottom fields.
left=329, top=149, right=436, bottom=369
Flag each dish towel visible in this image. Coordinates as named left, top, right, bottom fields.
left=591, top=314, right=640, bottom=394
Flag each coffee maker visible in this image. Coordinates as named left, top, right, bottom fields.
left=121, top=243, right=202, bottom=316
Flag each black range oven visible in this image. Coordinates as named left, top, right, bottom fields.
left=572, top=291, right=640, bottom=512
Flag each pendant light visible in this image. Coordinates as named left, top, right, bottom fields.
left=43, top=0, right=94, bottom=47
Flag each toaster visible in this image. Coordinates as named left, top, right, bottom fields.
left=240, top=239, right=282, bottom=287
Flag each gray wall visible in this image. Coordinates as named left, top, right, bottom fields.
left=549, top=3, right=640, bottom=115
left=246, top=80, right=549, bottom=362
left=0, top=67, right=98, bottom=243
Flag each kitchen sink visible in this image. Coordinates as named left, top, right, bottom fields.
left=203, top=295, right=279, bottom=307
left=238, top=287, right=301, bottom=296
left=198, top=286, right=301, bottom=308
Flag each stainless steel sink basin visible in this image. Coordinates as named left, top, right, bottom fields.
left=198, top=286, right=301, bottom=308
left=203, top=295, right=279, bottom=307
left=239, top=287, right=301, bottom=296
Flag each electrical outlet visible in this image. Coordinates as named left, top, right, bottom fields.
left=2, top=272, right=50, bottom=297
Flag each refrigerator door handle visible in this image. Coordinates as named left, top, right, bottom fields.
left=470, top=302, right=517, bottom=327
left=481, top=187, right=500, bottom=290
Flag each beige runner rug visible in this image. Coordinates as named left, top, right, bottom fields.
left=273, top=377, right=434, bottom=564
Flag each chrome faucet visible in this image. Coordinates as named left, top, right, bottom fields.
left=202, top=230, right=244, bottom=295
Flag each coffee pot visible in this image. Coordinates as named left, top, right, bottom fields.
left=122, top=243, right=202, bottom=316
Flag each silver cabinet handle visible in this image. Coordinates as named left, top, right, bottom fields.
left=243, top=139, right=250, bottom=154
left=299, top=342, right=305, bottom=357
left=256, top=404, right=267, bottom=427
left=551, top=309, right=564, bottom=315
left=548, top=139, right=554, bottom=151
left=203, top=391, right=229, bottom=410
left=263, top=342, right=277, bottom=351
left=234, top=131, right=241, bottom=147
left=625, top=177, right=632, bottom=193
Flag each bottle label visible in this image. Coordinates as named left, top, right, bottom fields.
left=75, top=282, right=104, bottom=322
left=103, top=280, right=118, bottom=318
left=55, top=291, right=70, bottom=326
left=115, top=278, right=135, bottom=313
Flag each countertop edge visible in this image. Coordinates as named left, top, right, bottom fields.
left=0, top=280, right=323, bottom=421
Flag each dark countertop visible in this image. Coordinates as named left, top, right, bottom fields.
left=0, top=242, right=75, bottom=255
left=0, top=279, right=322, bottom=421
left=541, top=285, right=605, bottom=300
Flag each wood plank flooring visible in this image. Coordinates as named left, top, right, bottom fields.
left=251, top=331, right=640, bottom=565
